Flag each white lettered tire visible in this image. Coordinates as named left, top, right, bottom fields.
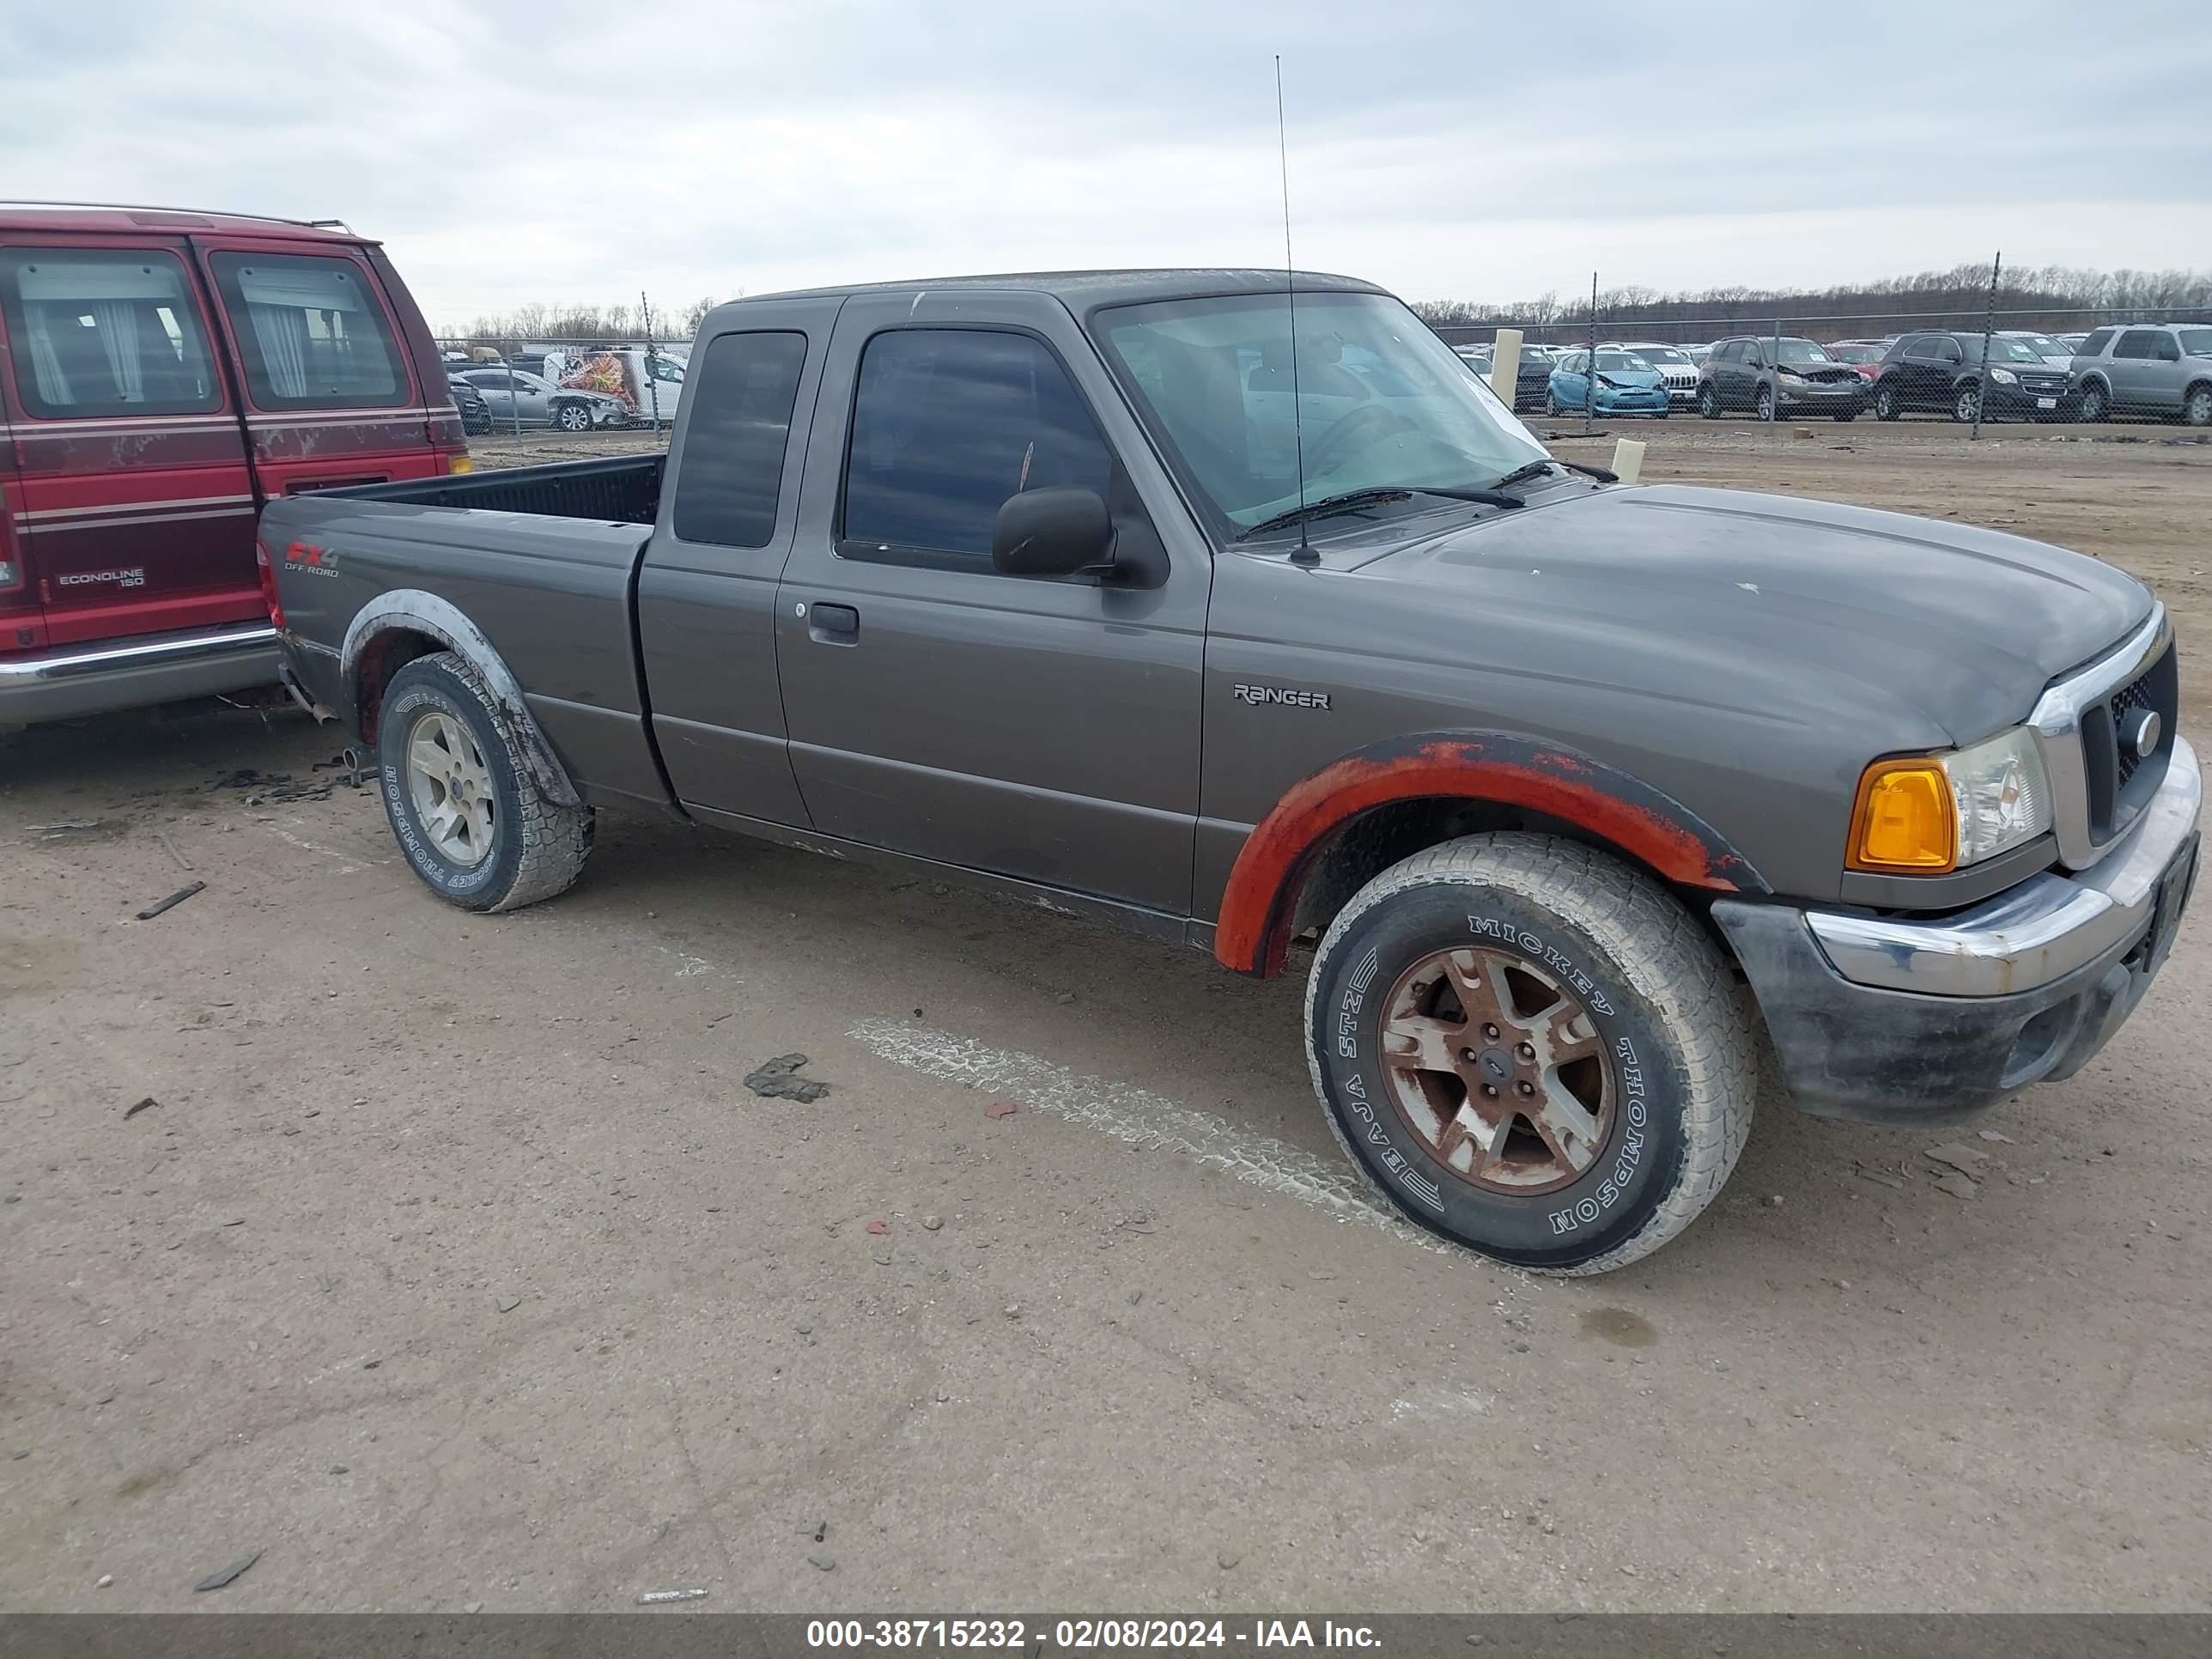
left=377, top=652, right=592, bottom=913
left=1304, top=834, right=1757, bottom=1273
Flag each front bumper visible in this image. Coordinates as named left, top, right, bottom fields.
left=1713, top=736, right=2201, bottom=1124
left=1776, top=380, right=1870, bottom=412
left=0, top=623, right=279, bottom=726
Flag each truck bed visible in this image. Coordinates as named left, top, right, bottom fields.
left=330, top=454, right=664, bottom=525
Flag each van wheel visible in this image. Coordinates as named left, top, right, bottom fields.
left=2077, top=381, right=2110, bottom=422
left=1304, top=835, right=1758, bottom=1274
left=554, top=402, right=592, bottom=433
left=377, top=652, right=592, bottom=913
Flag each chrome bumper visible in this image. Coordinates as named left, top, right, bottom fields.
left=1807, top=735, right=2202, bottom=996
left=0, top=623, right=279, bottom=725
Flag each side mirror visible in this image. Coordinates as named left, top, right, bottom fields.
left=992, top=487, right=1115, bottom=578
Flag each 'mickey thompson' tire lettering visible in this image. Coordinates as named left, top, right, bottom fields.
left=1549, top=1035, right=1644, bottom=1235
left=1468, top=915, right=1613, bottom=1016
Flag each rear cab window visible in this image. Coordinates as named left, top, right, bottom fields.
left=670, top=331, right=807, bottom=549
left=207, top=251, right=408, bottom=409
left=0, top=247, right=222, bottom=418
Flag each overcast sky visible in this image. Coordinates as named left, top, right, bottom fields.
left=5, top=0, right=2209, bottom=327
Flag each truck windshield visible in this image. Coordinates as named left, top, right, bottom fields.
left=1093, top=290, right=1548, bottom=535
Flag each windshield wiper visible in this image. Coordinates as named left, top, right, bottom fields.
left=1237, top=488, right=1412, bottom=540
left=1487, top=457, right=1619, bottom=492
left=1238, top=484, right=1528, bottom=541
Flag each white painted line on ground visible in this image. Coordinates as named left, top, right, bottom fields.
left=846, top=1016, right=1453, bottom=1255
left=261, top=824, right=390, bottom=872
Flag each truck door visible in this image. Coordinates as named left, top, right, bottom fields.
left=772, top=289, right=1210, bottom=917
left=0, top=237, right=260, bottom=652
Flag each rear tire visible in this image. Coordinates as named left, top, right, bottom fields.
left=1304, top=835, right=1758, bottom=1274
left=377, top=652, right=592, bottom=913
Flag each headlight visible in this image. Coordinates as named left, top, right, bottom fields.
left=1778, top=368, right=1805, bottom=381
left=1848, top=726, right=2051, bottom=873
left=1990, top=368, right=2019, bottom=385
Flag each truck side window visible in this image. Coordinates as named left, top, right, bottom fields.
left=670, top=331, right=807, bottom=550
left=842, top=328, right=1114, bottom=569
left=207, top=252, right=407, bottom=410
left=0, top=247, right=221, bottom=419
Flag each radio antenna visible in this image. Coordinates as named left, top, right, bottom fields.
left=1275, top=55, right=1318, bottom=565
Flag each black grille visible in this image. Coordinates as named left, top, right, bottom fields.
left=2081, top=639, right=2178, bottom=842
left=2112, top=669, right=2156, bottom=789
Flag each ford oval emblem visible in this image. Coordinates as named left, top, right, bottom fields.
left=2124, top=707, right=2161, bottom=759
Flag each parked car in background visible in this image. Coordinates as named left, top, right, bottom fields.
left=1697, top=337, right=1869, bottom=420
left=1506, top=344, right=1556, bottom=413
left=2054, top=332, right=2090, bottom=353
left=1680, top=343, right=1713, bottom=363
left=455, top=366, right=629, bottom=432
left=2068, top=325, right=2212, bottom=425
left=446, top=372, right=494, bottom=435
left=1612, top=341, right=1698, bottom=406
left=1999, top=330, right=2075, bottom=368
left=1452, top=344, right=1492, bottom=372
left=0, top=202, right=465, bottom=729
left=1826, top=341, right=1889, bottom=381
left=1871, top=331, right=2071, bottom=423
left=539, top=345, right=689, bottom=428
left=1547, top=349, right=1669, bottom=417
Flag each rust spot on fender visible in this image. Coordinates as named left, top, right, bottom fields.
left=1212, top=735, right=1765, bottom=977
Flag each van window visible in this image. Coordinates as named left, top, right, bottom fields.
left=0, top=248, right=221, bottom=418
left=670, top=331, right=806, bottom=550
left=208, top=252, right=408, bottom=410
left=842, top=329, right=1113, bottom=568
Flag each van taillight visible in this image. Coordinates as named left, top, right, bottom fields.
left=254, top=538, right=286, bottom=629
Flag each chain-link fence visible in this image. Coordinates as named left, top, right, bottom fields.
left=1420, top=260, right=2212, bottom=438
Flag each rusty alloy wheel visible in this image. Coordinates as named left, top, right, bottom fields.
left=1377, top=945, right=1615, bottom=1196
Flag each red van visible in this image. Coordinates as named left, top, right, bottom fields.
left=0, top=203, right=468, bottom=726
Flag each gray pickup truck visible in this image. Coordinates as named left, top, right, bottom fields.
left=266, top=268, right=2199, bottom=1274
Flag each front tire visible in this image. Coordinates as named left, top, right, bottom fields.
left=1874, top=385, right=1900, bottom=421
left=2078, top=380, right=2110, bottom=422
left=1953, top=384, right=1981, bottom=423
left=2185, top=386, right=2212, bottom=428
left=377, top=652, right=593, bottom=913
left=1697, top=385, right=1719, bottom=419
left=1304, top=835, right=1757, bottom=1274
left=554, top=402, right=592, bottom=433
left=1753, top=386, right=1774, bottom=422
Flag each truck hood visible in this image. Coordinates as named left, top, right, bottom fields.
left=1347, top=483, right=2154, bottom=746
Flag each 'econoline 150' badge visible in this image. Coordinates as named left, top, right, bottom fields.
left=1233, top=683, right=1331, bottom=710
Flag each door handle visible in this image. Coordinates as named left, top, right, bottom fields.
left=805, top=601, right=860, bottom=645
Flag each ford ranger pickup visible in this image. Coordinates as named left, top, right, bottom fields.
left=265, top=269, right=2199, bottom=1273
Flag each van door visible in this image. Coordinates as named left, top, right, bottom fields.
left=190, top=238, right=443, bottom=500
left=0, top=238, right=261, bottom=649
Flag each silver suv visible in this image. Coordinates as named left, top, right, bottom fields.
left=2069, top=324, right=2212, bottom=425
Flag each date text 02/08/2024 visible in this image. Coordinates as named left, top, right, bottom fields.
left=804, top=1620, right=1382, bottom=1649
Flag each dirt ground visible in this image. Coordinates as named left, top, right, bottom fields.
left=3, top=422, right=2209, bottom=1613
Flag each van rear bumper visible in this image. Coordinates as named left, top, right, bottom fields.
left=0, top=623, right=279, bottom=725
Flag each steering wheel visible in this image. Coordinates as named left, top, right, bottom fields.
left=1305, top=404, right=1419, bottom=477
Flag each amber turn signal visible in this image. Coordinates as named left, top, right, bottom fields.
left=448, top=455, right=475, bottom=475
left=1848, top=759, right=1956, bottom=872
